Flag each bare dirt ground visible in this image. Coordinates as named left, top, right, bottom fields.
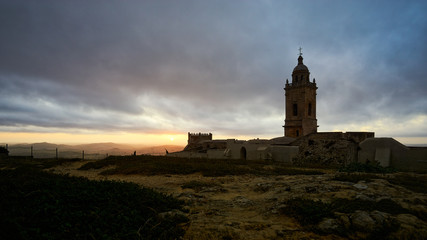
left=50, top=161, right=427, bottom=239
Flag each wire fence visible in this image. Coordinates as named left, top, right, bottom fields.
left=1, top=144, right=166, bottom=159
left=4, top=145, right=108, bottom=160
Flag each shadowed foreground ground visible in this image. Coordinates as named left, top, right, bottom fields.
left=1, top=156, right=426, bottom=239
left=45, top=156, right=427, bottom=240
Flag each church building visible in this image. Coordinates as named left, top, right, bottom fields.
left=169, top=49, right=427, bottom=169
left=284, top=50, right=318, bottom=137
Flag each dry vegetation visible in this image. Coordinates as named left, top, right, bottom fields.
left=1, top=155, right=427, bottom=239
left=78, top=155, right=325, bottom=176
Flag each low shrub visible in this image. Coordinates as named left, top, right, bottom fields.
left=331, top=198, right=407, bottom=215
left=181, top=180, right=220, bottom=192
left=280, top=198, right=334, bottom=225
left=79, top=155, right=325, bottom=177
left=339, top=161, right=396, bottom=173
left=386, top=174, right=427, bottom=194
left=0, top=168, right=188, bottom=240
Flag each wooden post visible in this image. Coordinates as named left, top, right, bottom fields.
left=82, top=150, right=84, bottom=160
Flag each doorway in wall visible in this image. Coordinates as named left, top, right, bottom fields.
left=240, top=147, right=247, bottom=160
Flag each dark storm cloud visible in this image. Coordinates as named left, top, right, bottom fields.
left=0, top=0, right=426, bottom=138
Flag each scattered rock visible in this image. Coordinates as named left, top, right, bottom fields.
left=394, top=214, right=427, bottom=239
left=340, top=215, right=352, bottom=230
left=353, top=183, right=368, bottom=190
left=177, top=192, right=204, bottom=199
left=199, top=186, right=227, bottom=193
left=317, top=218, right=340, bottom=233
left=370, top=210, right=390, bottom=225
left=322, top=184, right=339, bottom=192
left=355, top=194, right=374, bottom=201
left=233, top=196, right=253, bottom=207
left=254, top=183, right=273, bottom=192
left=395, top=214, right=423, bottom=228
left=271, top=203, right=287, bottom=214
left=334, top=212, right=351, bottom=229
left=350, top=210, right=375, bottom=232
left=224, top=221, right=240, bottom=227
left=305, top=186, right=318, bottom=193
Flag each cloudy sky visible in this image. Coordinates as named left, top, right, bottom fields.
left=0, top=0, right=426, bottom=145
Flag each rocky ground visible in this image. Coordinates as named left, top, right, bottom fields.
left=50, top=161, right=427, bottom=239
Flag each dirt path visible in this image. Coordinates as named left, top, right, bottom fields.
left=49, top=161, right=427, bottom=239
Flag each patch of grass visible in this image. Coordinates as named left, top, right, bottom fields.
left=0, top=168, right=188, bottom=240
left=332, top=173, right=380, bottom=183
left=0, top=156, right=81, bottom=170
left=268, top=166, right=325, bottom=176
left=78, top=155, right=325, bottom=177
left=181, top=180, right=220, bottom=192
left=77, top=157, right=117, bottom=170
left=339, top=161, right=396, bottom=173
left=386, top=174, right=427, bottom=194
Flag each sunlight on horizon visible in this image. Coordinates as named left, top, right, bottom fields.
left=0, top=132, right=188, bottom=146
left=0, top=131, right=426, bottom=146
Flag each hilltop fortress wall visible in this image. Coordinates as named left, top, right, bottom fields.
left=167, top=132, right=427, bottom=172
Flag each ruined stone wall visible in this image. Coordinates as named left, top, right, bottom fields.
left=290, top=132, right=371, bottom=166
left=293, top=137, right=358, bottom=166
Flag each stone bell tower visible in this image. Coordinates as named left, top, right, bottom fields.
left=284, top=49, right=318, bottom=137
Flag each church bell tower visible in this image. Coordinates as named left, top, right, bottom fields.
left=284, top=49, right=318, bottom=137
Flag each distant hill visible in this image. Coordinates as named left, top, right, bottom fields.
left=3, top=142, right=184, bottom=159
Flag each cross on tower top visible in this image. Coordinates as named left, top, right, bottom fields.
left=298, top=47, right=303, bottom=56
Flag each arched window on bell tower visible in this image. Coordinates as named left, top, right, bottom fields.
left=308, top=103, right=312, bottom=116
left=293, top=103, right=298, bottom=116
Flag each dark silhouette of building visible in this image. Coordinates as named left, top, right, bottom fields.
left=284, top=50, right=318, bottom=137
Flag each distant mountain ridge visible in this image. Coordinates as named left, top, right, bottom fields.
left=3, top=142, right=184, bottom=159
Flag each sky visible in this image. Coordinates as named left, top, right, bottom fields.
left=0, top=0, right=426, bottom=146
